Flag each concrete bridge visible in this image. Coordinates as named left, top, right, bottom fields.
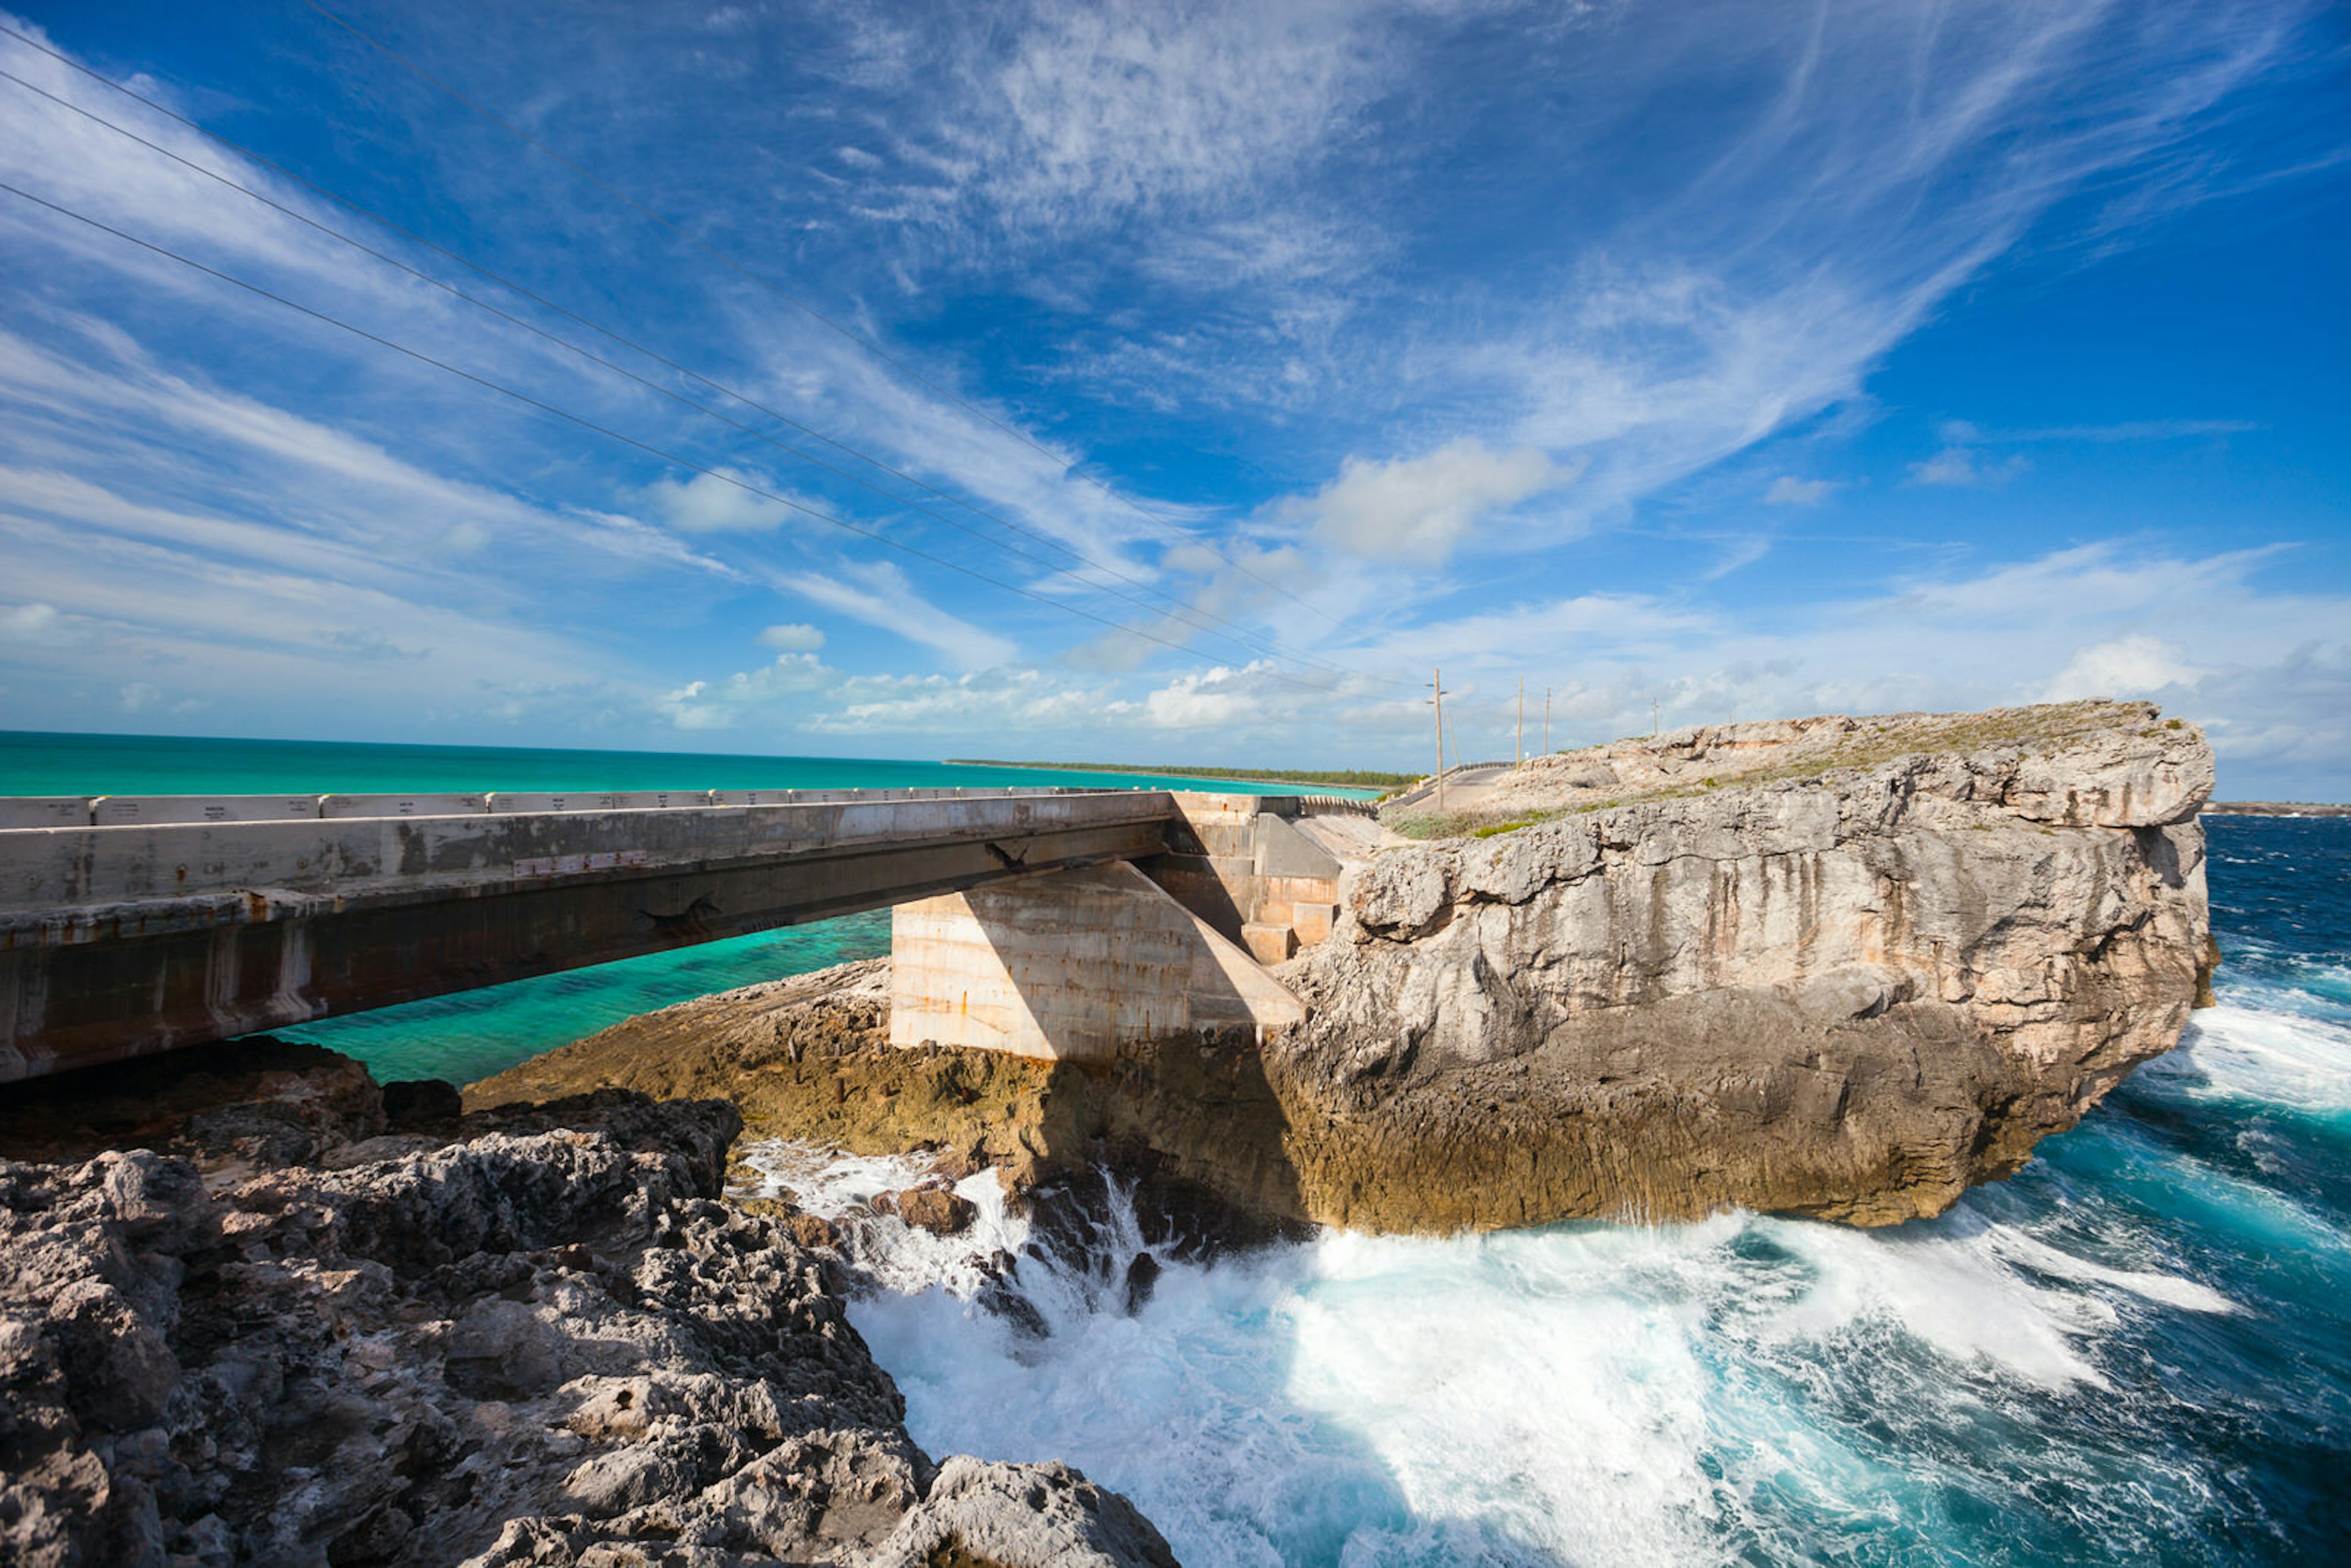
left=0, top=785, right=1370, bottom=1083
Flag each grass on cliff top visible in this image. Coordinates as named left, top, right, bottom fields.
left=1383, top=700, right=2178, bottom=842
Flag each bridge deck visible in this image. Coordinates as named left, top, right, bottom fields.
left=0, top=787, right=1181, bottom=1081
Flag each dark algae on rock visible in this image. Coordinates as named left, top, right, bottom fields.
left=0, top=1045, right=1175, bottom=1568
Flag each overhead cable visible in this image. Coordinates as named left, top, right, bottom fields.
left=0, top=179, right=1361, bottom=692
left=293, top=0, right=1359, bottom=633
left=0, top=23, right=1400, bottom=686
left=0, top=66, right=1361, bottom=681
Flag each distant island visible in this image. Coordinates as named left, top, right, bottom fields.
left=2203, top=801, right=2351, bottom=817
left=950, top=759, right=1417, bottom=789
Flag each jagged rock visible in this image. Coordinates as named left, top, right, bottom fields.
left=1122, top=1253, right=1162, bottom=1316
left=0, top=1065, right=1175, bottom=1568
left=866, top=1456, right=1180, bottom=1568
left=379, top=1079, right=462, bottom=1130
left=894, top=1188, right=979, bottom=1236
left=789, top=1212, right=842, bottom=1251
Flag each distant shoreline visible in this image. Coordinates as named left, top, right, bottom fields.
left=947, top=758, right=1413, bottom=790
left=2202, top=801, right=2351, bottom=817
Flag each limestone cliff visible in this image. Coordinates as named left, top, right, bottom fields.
left=477, top=701, right=2214, bottom=1234
left=1273, top=699, right=2215, bottom=1226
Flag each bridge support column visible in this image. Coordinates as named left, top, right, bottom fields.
left=887, top=861, right=1303, bottom=1061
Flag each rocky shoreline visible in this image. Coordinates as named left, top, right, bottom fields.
left=0, top=700, right=2221, bottom=1564
left=0, top=1040, right=1175, bottom=1568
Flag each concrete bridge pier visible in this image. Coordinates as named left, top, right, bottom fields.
left=886, top=793, right=1367, bottom=1060
left=888, top=861, right=1305, bottom=1060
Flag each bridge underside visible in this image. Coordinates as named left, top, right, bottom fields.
left=1, top=800, right=1171, bottom=1082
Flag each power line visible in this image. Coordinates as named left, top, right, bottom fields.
left=0, top=25, right=1394, bottom=686
left=293, top=0, right=1356, bottom=633
left=0, top=178, right=1364, bottom=691
left=0, top=65, right=1368, bottom=682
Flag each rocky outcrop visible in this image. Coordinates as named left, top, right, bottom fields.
left=0, top=1051, right=1174, bottom=1568
left=1268, top=699, right=2215, bottom=1226
left=475, top=702, right=2214, bottom=1234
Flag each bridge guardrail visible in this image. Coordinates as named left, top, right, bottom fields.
left=0, top=789, right=1188, bottom=919
left=0, top=783, right=1131, bottom=831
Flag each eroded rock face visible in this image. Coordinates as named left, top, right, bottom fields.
left=0, top=1071, right=1174, bottom=1568
left=1266, top=702, right=2216, bottom=1227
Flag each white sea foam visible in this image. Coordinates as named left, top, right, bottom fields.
left=2154, top=1000, right=2351, bottom=1114
left=721, top=957, right=2351, bottom=1566
left=783, top=1143, right=2242, bottom=1566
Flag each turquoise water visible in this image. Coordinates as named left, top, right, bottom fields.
left=275, top=912, right=894, bottom=1085
left=0, top=729, right=1355, bottom=800
left=0, top=729, right=1371, bottom=1086
left=838, top=816, right=2351, bottom=1565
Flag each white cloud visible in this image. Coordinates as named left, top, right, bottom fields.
left=1910, top=446, right=2027, bottom=487
left=639, top=468, right=801, bottom=533
left=1283, top=438, right=1561, bottom=564
left=2043, top=635, right=2207, bottom=701
left=1763, top=476, right=1836, bottom=506
left=757, top=622, right=826, bottom=651
left=659, top=652, right=841, bottom=729
left=1978, top=419, right=2259, bottom=445
left=778, top=560, right=1019, bottom=670
left=802, top=666, right=1116, bottom=735
left=926, top=0, right=1391, bottom=250
left=0, top=601, right=60, bottom=642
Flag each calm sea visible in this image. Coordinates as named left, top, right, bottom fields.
left=0, top=728, right=1368, bottom=1083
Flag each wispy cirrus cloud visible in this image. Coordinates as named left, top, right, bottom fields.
left=0, top=1, right=2338, bottom=790
left=776, top=559, right=1020, bottom=670
left=1763, top=476, right=1837, bottom=506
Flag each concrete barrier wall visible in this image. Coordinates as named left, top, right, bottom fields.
left=0, top=798, right=92, bottom=830
left=0, top=790, right=1182, bottom=918
left=92, top=795, right=322, bottom=825
left=321, top=793, right=492, bottom=819
left=0, top=782, right=1114, bottom=829
left=1, top=792, right=1185, bottom=1079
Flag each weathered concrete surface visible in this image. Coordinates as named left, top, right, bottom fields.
left=890, top=861, right=1303, bottom=1060
left=1133, top=794, right=1353, bottom=958
left=0, top=1049, right=1176, bottom=1568
left=0, top=790, right=1177, bottom=1082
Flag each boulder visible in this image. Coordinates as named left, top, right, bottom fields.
left=895, top=1187, right=980, bottom=1236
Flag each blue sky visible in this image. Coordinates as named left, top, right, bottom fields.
left=0, top=1, right=2344, bottom=793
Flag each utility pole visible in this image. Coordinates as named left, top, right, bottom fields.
left=1516, top=677, right=1524, bottom=767
left=1428, top=667, right=1450, bottom=812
